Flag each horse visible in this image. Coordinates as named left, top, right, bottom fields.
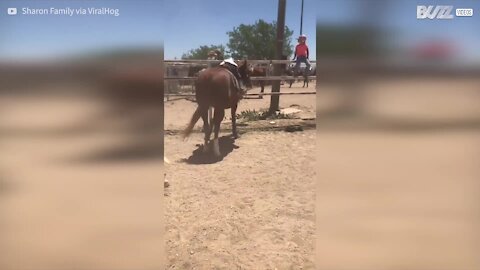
left=248, top=56, right=291, bottom=98
left=303, top=66, right=316, bottom=88
left=286, top=65, right=312, bottom=88
left=183, top=60, right=252, bottom=157
left=188, top=65, right=207, bottom=78
left=248, top=65, right=269, bottom=98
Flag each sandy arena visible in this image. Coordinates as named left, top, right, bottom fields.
left=165, top=82, right=316, bottom=269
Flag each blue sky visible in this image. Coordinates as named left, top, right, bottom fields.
left=1, top=0, right=478, bottom=63
left=0, top=0, right=163, bottom=61
left=163, top=0, right=316, bottom=60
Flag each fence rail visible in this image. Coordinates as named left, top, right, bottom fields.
left=166, top=76, right=316, bottom=81
left=165, top=59, right=316, bottom=65
left=165, top=91, right=316, bottom=97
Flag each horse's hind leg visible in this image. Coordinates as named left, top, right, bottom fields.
left=212, top=107, right=225, bottom=157
left=200, top=107, right=211, bottom=153
left=303, top=69, right=309, bottom=87
left=231, top=103, right=239, bottom=139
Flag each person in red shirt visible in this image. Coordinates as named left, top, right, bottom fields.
left=292, top=34, right=311, bottom=76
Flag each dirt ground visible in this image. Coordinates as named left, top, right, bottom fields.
left=0, top=91, right=164, bottom=270
left=165, top=82, right=316, bottom=269
left=316, top=77, right=480, bottom=270
left=166, top=77, right=480, bottom=269
left=2, top=76, right=478, bottom=270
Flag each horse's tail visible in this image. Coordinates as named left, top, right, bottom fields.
left=183, top=107, right=202, bottom=139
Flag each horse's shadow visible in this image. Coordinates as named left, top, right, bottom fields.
left=182, top=135, right=239, bottom=164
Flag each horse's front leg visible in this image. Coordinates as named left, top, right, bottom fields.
left=259, top=82, right=264, bottom=99
left=303, top=68, right=310, bottom=88
left=212, top=107, right=224, bottom=157
left=231, top=103, right=239, bottom=139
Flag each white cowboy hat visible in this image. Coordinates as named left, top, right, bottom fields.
left=220, top=57, right=238, bottom=67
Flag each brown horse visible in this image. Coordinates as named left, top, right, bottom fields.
left=248, top=57, right=290, bottom=98
left=303, top=66, right=316, bottom=87
left=188, top=65, right=207, bottom=78
left=183, top=60, right=251, bottom=157
left=248, top=66, right=269, bottom=98
left=286, top=65, right=312, bottom=88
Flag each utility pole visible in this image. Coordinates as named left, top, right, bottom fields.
left=300, top=0, right=304, bottom=35
left=269, top=0, right=286, bottom=114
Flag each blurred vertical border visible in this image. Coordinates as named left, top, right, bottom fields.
left=316, top=0, right=480, bottom=269
left=0, top=1, right=165, bottom=269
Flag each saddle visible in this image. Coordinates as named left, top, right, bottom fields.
left=220, top=67, right=242, bottom=100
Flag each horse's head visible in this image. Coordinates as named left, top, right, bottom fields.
left=238, top=59, right=253, bottom=89
left=248, top=64, right=254, bottom=74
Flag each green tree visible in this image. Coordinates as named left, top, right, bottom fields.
left=226, top=19, right=294, bottom=59
left=181, top=44, right=228, bottom=59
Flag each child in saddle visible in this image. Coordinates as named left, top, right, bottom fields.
left=292, top=34, right=311, bottom=77
left=219, top=57, right=245, bottom=96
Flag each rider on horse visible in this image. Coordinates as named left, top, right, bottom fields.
left=206, top=49, right=243, bottom=91
left=219, top=57, right=245, bottom=96
left=293, top=34, right=311, bottom=77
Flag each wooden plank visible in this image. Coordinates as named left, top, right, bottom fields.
left=164, top=91, right=316, bottom=97
left=247, top=92, right=316, bottom=96
left=165, top=59, right=316, bottom=65
left=165, top=76, right=316, bottom=81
